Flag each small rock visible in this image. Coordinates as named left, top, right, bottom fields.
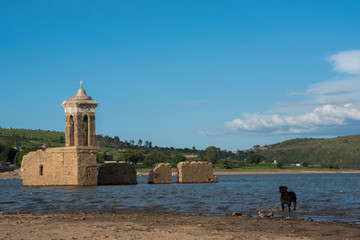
left=232, top=212, right=242, bottom=216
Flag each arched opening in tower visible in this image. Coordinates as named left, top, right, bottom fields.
left=69, top=115, right=74, bottom=146
left=83, top=115, right=89, bottom=146
left=39, top=164, right=43, bottom=176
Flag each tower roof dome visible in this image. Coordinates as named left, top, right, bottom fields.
left=61, top=85, right=98, bottom=108
left=71, top=86, right=92, bottom=100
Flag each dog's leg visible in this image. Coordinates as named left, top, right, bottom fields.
left=293, top=200, right=296, bottom=211
left=288, top=202, right=291, bottom=212
left=281, top=202, right=285, bottom=211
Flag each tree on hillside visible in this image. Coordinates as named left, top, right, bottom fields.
left=0, top=146, right=18, bottom=164
left=246, top=154, right=264, bottom=165
left=205, top=146, right=221, bottom=164
left=123, top=152, right=145, bottom=164
left=14, top=150, right=30, bottom=166
left=219, top=159, right=232, bottom=169
left=59, top=136, right=65, bottom=143
left=172, top=154, right=186, bottom=166
left=276, top=159, right=284, bottom=169
left=114, top=136, right=120, bottom=144
left=96, top=152, right=105, bottom=163
left=142, top=150, right=170, bottom=167
left=8, top=134, right=21, bottom=148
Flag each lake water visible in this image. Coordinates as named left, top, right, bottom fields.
left=1, top=173, right=359, bottom=223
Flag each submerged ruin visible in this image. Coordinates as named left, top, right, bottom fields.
left=177, top=161, right=218, bottom=183
left=21, top=85, right=219, bottom=186
left=21, top=85, right=99, bottom=186
left=148, top=163, right=172, bottom=184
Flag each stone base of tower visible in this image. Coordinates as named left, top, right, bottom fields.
left=21, top=146, right=99, bottom=186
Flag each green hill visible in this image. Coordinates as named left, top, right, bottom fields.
left=0, top=128, right=205, bottom=167
left=255, top=135, right=360, bottom=168
left=0, top=128, right=65, bottom=149
left=2, top=128, right=360, bottom=168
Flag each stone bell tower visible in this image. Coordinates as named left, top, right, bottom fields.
left=21, top=82, right=99, bottom=186
left=61, top=82, right=98, bottom=147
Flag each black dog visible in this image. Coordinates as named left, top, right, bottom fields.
left=279, top=186, right=297, bottom=212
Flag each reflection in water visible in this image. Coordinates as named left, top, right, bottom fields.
left=1, top=174, right=359, bottom=223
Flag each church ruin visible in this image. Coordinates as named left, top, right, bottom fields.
left=21, top=84, right=220, bottom=186
left=21, top=84, right=99, bottom=186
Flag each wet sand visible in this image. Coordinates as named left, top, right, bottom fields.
left=0, top=212, right=359, bottom=240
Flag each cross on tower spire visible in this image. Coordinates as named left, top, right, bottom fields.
left=80, top=79, right=83, bottom=87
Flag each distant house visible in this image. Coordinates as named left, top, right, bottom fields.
left=273, top=160, right=278, bottom=164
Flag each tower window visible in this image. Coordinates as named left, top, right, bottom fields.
left=39, top=165, right=43, bottom=176
left=69, top=115, right=74, bottom=146
left=83, top=115, right=89, bottom=146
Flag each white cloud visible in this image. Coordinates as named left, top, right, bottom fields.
left=199, top=50, right=360, bottom=137
left=287, top=78, right=360, bottom=106
left=328, top=50, right=360, bottom=75
left=225, top=104, right=360, bottom=134
left=197, top=130, right=218, bottom=136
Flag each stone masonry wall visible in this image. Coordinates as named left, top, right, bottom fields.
left=98, top=163, right=138, bottom=185
left=177, top=161, right=218, bottom=183
left=21, top=147, right=98, bottom=186
left=148, top=163, right=172, bottom=184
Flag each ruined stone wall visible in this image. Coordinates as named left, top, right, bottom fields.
left=21, top=147, right=98, bottom=186
left=148, top=163, right=172, bottom=184
left=177, top=161, right=218, bottom=183
left=75, top=147, right=99, bottom=185
left=98, top=163, right=137, bottom=185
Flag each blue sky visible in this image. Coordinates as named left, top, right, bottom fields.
left=1, top=0, right=360, bottom=151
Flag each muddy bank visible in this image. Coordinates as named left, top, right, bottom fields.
left=0, top=169, right=20, bottom=179
left=0, top=212, right=359, bottom=240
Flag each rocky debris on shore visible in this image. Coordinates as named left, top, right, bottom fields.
left=0, top=212, right=359, bottom=240
left=0, top=168, right=21, bottom=179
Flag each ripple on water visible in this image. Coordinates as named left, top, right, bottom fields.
left=1, top=174, right=360, bottom=223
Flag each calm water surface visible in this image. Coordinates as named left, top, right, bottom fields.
left=1, top=173, right=359, bottom=223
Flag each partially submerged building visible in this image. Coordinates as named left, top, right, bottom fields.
left=148, top=163, right=172, bottom=184
left=98, top=163, right=138, bottom=185
left=21, top=85, right=220, bottom=186
left=177, top=161, right=218, bottom=183
left=21, top=85, right=99, bottom=186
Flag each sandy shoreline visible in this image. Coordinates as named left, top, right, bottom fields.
left=1, top=170, right=360, bottom=239
left=0, top=212, right=359, bottom=240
